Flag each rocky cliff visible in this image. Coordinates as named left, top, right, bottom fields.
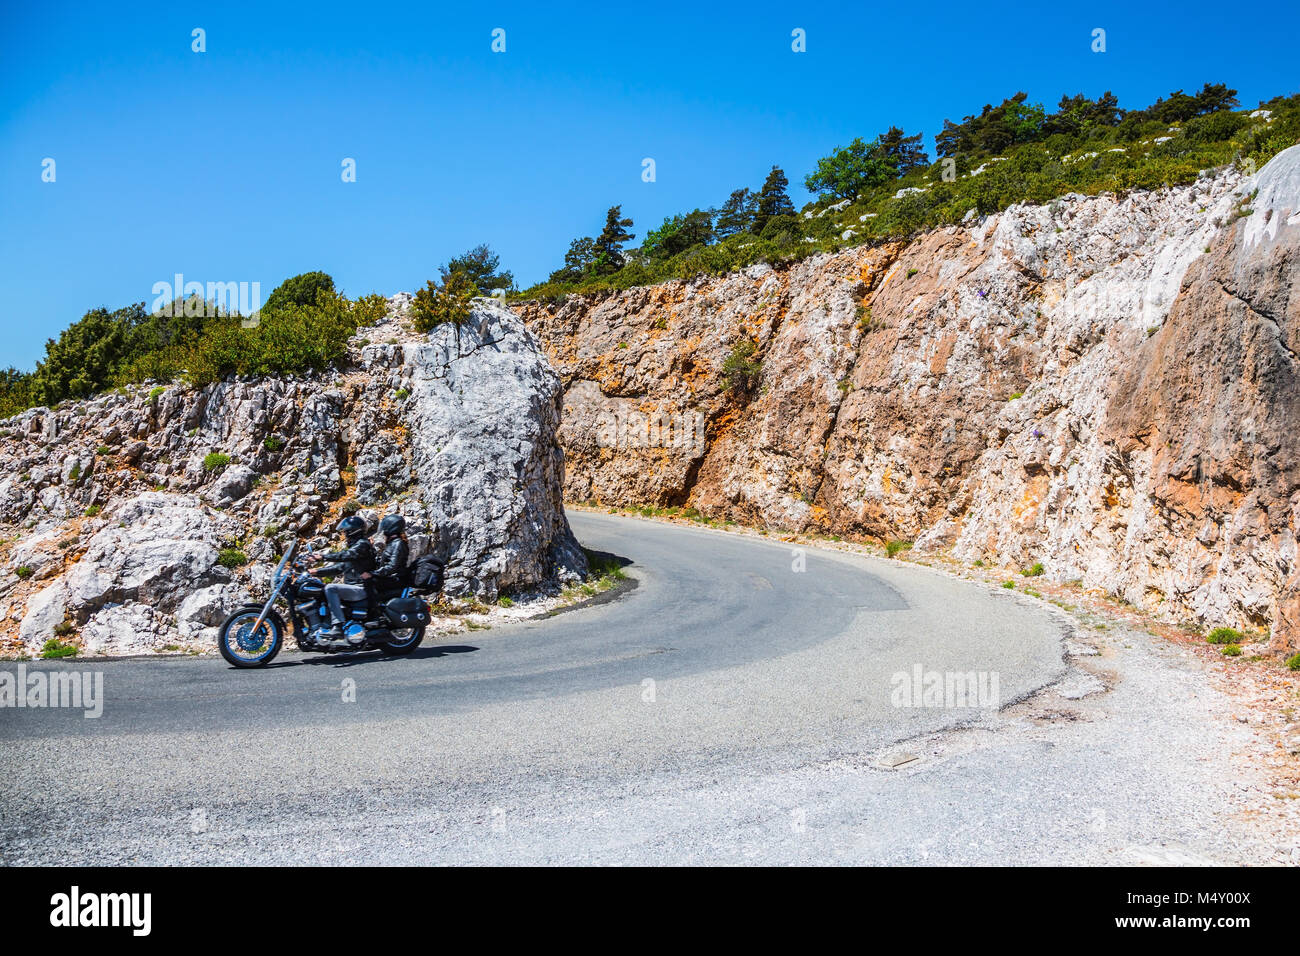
left=0, top=300, right=585, bottom=655
left=517, top=145, right=1300, bottom=652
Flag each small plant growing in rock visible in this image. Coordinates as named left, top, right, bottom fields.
left=67, top=463, right=81, bottom=481
left=906, top=268, right=919, bottom=278
left=53, top=620, right=75, bottom=637
left=1002, top=580, right=1016, bottom=589
left=41, top=638, right=78, bottom=659
left=1220, top=644, right=1243, bottom=657
left=498, top=596, right=514, bottom=608
left=1287, top=653, right=1300, bottom=672
left=95, top=445, right=111, bottom=455
left=973, top=559, right=984, bottom=567
left=15, top=565, right=34, bottom=579
left=855, top=304, right=882, bottom=332
left=340, top=500, right=360, bottom=516
left=148, top=386, right=166, bottom=400
left=203, top=452, right=231, bottom=472
left=217, top=547, right=248, bottom=568
left=1007, top=392, right=1023, bottom=401
left=84, top=505, right=100, bottom=517
left=1022, top=562, right=1045, bottom=577
left=394, top=388, right=410, bottom=401
left=886, top=539, right=913, bottom=558
left=1207, top=627, right=1243, bottom=645
left=263, top=435, right=285, bottom=452
left=722, top=339, right=762, bottom=395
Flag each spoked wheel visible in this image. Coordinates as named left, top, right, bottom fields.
left=218, top=609, right=284, bottom=668
left=380, top=625, right=425, bottom=656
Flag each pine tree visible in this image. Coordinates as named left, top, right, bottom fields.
left=438, top=244, right=514, bottom=295
left=876, top=127, right=929, bottom=175
left=714, top=188, right=757, bottom=238
left=754, top=167, right=795, bottom=233
left=592, top=205, right=635, bottom=274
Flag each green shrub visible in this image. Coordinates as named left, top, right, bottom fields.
left=1207, top=627, right=1243, bottom=645
left=95, top=445, right=111, bottom=455
left=1022, top=562, right=1045, bottom=577
left=203, top=452, right=231, bottom=472
left=886, top=539, right=913, bottom=558
left=722, top=339, right=762, bottom=395
left=217, top=548, right=248, bottom=568
left=262, top=435, right=284, bottom=452
left=341, top=500, right=360, bottom=516
left=84, top=505, right=101, bottom=517
left=1220, top=644, right=1243, bottom=657
left=582, top=547, right=627, bottom=582
left=498, top=596, right=514, bottom=608
left=41, top=638, right=78, bottom=659
left=148, top=386, right=166, bottom=400
left=263, top=271, right=336, bottom=312
left=1002, top=580, right=1016, bottom=589
left=412, top=272, right=478, bottom=331
left=1287, top=653, right=1300, bottom=672
left=394, top=388, right=410, bottom=401
left=15, top=565, right=34, bottom=579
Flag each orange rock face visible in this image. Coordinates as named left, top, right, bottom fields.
left=519, top=146, right=1300, bottom=651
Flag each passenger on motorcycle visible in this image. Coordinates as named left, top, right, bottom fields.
left=363, top=513, right=410, bottom=597
left=308, top=514, right=376, bottom=643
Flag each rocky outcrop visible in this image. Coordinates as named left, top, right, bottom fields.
left=518, top=146, right=1300, bottom=652
left=0, top=300, right=584, bottom=655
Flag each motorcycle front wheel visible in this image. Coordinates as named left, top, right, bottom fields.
left=218, top=609, right=284, bottom=668
left=379, top=625, right=425, bottom=656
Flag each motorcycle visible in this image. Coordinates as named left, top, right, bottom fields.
left=217, top=539, right=433, bottom=668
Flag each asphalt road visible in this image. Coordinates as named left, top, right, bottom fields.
left=2, top=511, right=1260, bottom=865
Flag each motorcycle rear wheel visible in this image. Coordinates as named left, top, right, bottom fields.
left=380, top=625, right=425, bottom=656
left=218, top=609, right=284, bottom=668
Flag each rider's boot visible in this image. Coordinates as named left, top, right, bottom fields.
left=320, top=623, right=345, bottom=644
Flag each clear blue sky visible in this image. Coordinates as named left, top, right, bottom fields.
left=2, top=0, right=1297, bottom=370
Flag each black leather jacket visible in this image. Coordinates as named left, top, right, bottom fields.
left=373, top=537, right=410, bottom=582
left=321, top=537, right=376, bottom=584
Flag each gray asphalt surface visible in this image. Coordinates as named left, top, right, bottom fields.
left=3, top=511, right=1258, bottom=865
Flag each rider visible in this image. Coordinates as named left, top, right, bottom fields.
left=363, top=513, right=410, bottom=597
left=310, top=514, right=376, bottom=643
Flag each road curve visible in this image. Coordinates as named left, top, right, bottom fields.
left=1, top=511, right=1071, bottom=864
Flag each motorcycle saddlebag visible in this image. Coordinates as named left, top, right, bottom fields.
left=408, top=553, right=444, bottom=593
left=384, top=596, right=430, bottom=627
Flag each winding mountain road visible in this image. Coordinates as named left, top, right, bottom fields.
left=0, top=512, right=1268, bottom=864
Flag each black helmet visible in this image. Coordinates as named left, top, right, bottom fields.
left=337, top=515, right=368, bottom=541
left=379, top=514, right=406, bottom=537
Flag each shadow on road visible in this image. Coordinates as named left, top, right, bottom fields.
left=259, top=643, right=481, bottom=669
